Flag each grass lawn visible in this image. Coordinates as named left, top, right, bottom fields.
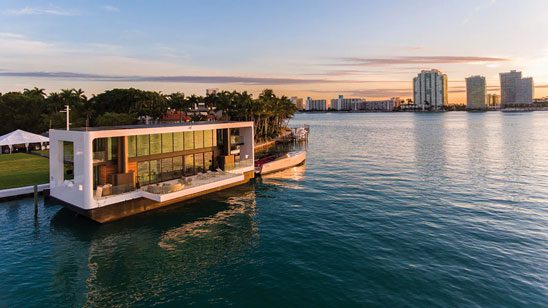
left=0, top=153, right=49, bottom=190
left=34, top=149, right=50, bottom=157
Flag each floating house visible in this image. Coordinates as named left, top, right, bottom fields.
left=49, top=122, right=255, bottom=223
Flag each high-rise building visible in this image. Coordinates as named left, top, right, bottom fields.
left=290, top=96, right=305, bottom=110
left=413, top=69, right=448, bottom=111
left=516, top=77, right=534, bottom=104
left=466, top=75, right=486, bottom=110
left=305, top=97, right=327, bottom=111
left=363, top=99, right=398, bottom=111
left=330, top=95, right=365, bottom=111
left=485, top=94, right=500, bottom=107
left=500, top=70, right=534, bottom=106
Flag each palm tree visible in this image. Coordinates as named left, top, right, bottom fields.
left=23, top=87, right=46, bottom=98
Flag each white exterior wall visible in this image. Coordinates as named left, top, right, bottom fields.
left=413, top=69, right=447, bottom=111
left=306, top=97, right=327, bottom=111
left=500, top=70, right=521, bottom=106
left=330, top=95, right=364, bottom=111
left=500, top=71, right=534, bottom=105
left=466, top=75, right=487, bottom=110
left=517, top=78, right=534, bottom=104
left=365, top=100, right=395, bottom=111
left=49, top=129, right=94, bottom=209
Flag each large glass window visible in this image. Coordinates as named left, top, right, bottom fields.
left=108, top=138, right=119, bottom=160
left=137, top=161, right=150, bottom=185
left=150, top=159, right=160, bottom=183
left=204, top=130, right=213, bottom=148
left=173, top=132, right=184, bottom=152
left=194, top=130, right=204, bottom=149
left=184, top=154, right=194, bottom=176
left=161, top=158, right=173, bottom=181
left=204, top=151, right=213, bottom=171
left=195, top=153, right=204, bottom=173
left=184, top=131, right=194, bottom=150
left=173, top=156, right=183, bottom=177
left=150, top=134, right=161, bottom=155
left=137, top=135, right=149, bottom=156
left=128, top=136, right=136, bottom=158
left=162, top=133, right=173, bottom=153
left=92, top=137, right=118, bottom=161
left=63, top=141, right=74, bottom=180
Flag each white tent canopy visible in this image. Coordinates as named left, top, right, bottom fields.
left=0, top=129, right=49, bottom=150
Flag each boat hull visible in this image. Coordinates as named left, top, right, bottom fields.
left=256, top=151, right=307, bottom=175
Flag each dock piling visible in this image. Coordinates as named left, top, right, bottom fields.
left=33, top=185, right=38, bottom=216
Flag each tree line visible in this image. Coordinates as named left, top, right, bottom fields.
left=0, top=88, right=297, bottom=142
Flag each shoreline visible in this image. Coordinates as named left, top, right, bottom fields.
left=297, top=107, right=548, bottom=113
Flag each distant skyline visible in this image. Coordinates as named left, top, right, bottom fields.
left=1, top=0, right=547, bottom=103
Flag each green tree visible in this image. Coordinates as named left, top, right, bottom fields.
left=0, top=92, right=45, bottom=134
left=95, top=112, right=137, bottom=126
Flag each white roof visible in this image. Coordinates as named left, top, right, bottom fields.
left=0, top=129, right=49, bottom=147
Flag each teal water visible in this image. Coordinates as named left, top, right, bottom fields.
left=1, top=112, right=547, bottom=306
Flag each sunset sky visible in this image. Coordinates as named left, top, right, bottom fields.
left=1, top=0, right=547, bottom=103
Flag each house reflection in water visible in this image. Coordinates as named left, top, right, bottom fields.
left=50, top=184, right=257, bottom=306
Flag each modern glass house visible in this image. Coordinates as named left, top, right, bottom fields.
left=49, top=121, right=255, bottom=223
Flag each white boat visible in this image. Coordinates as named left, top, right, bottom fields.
left=255, top=151, right=307, bottom=175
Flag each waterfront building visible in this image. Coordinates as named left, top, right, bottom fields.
left=500, top=70, right=534, bottom=106
left=49, top=122, right=255, bottom=223
left=305, top=97, right=327, bottom=111
left=390, top=97, right=404, bottom=110
left=364, top=99, right=398, bottom=111
left=330, top=95, right=365, bottom=111
left=466, top=75, right=487, bottom=110
left=516, top=77, right=534, bottom=104
left=290, top=96, right=305, bottom=110
left=413, top=69, right=448, bottom=111
left=485, top=93, right=500, bottom=107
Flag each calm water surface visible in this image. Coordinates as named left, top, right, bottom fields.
left=1, top=112, right=547, bottom=306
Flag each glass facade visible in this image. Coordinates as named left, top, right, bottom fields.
left=93, top=137, right=118, bottom=162
left=195, top=153, right=204, bottom=173
left=128, top=136, right=136, bottom=158
left=150, top=160, right=160, bottom=183
left=128, top=130, right=218, bottom=186
left=137, top=135, right=150, bottom=156
left=150, top=134, right=161, bottom=155
left=63, top=141, right=74, bottom=181
left=173, top=132, right=184, bottom=152
left=137, top=161, right=150, bottom=185
left=184, top=131, right=194, bottom=150
left=184, top=154, right=194, bottom=176
left=162, top=133, right=173, bottom=153
left=94, top=129, right=221, bottom=188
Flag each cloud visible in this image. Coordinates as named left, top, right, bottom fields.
left=101, top=5, right=120, bottom=13
left=0, top=32, right=26, bottom=39
left=0, top=33, right=53, bottom=56
left=0, top=70, right=360, bottom=85
left=336, top=56, right=510, bottom=66
left=3, top=6, right=80, bottom=16
left=308, top=88, right=412, bottom=97
left=298, top=69, right=415, bottom=78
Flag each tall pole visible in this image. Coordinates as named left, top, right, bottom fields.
left=60, top=105, right=71, bottom=130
